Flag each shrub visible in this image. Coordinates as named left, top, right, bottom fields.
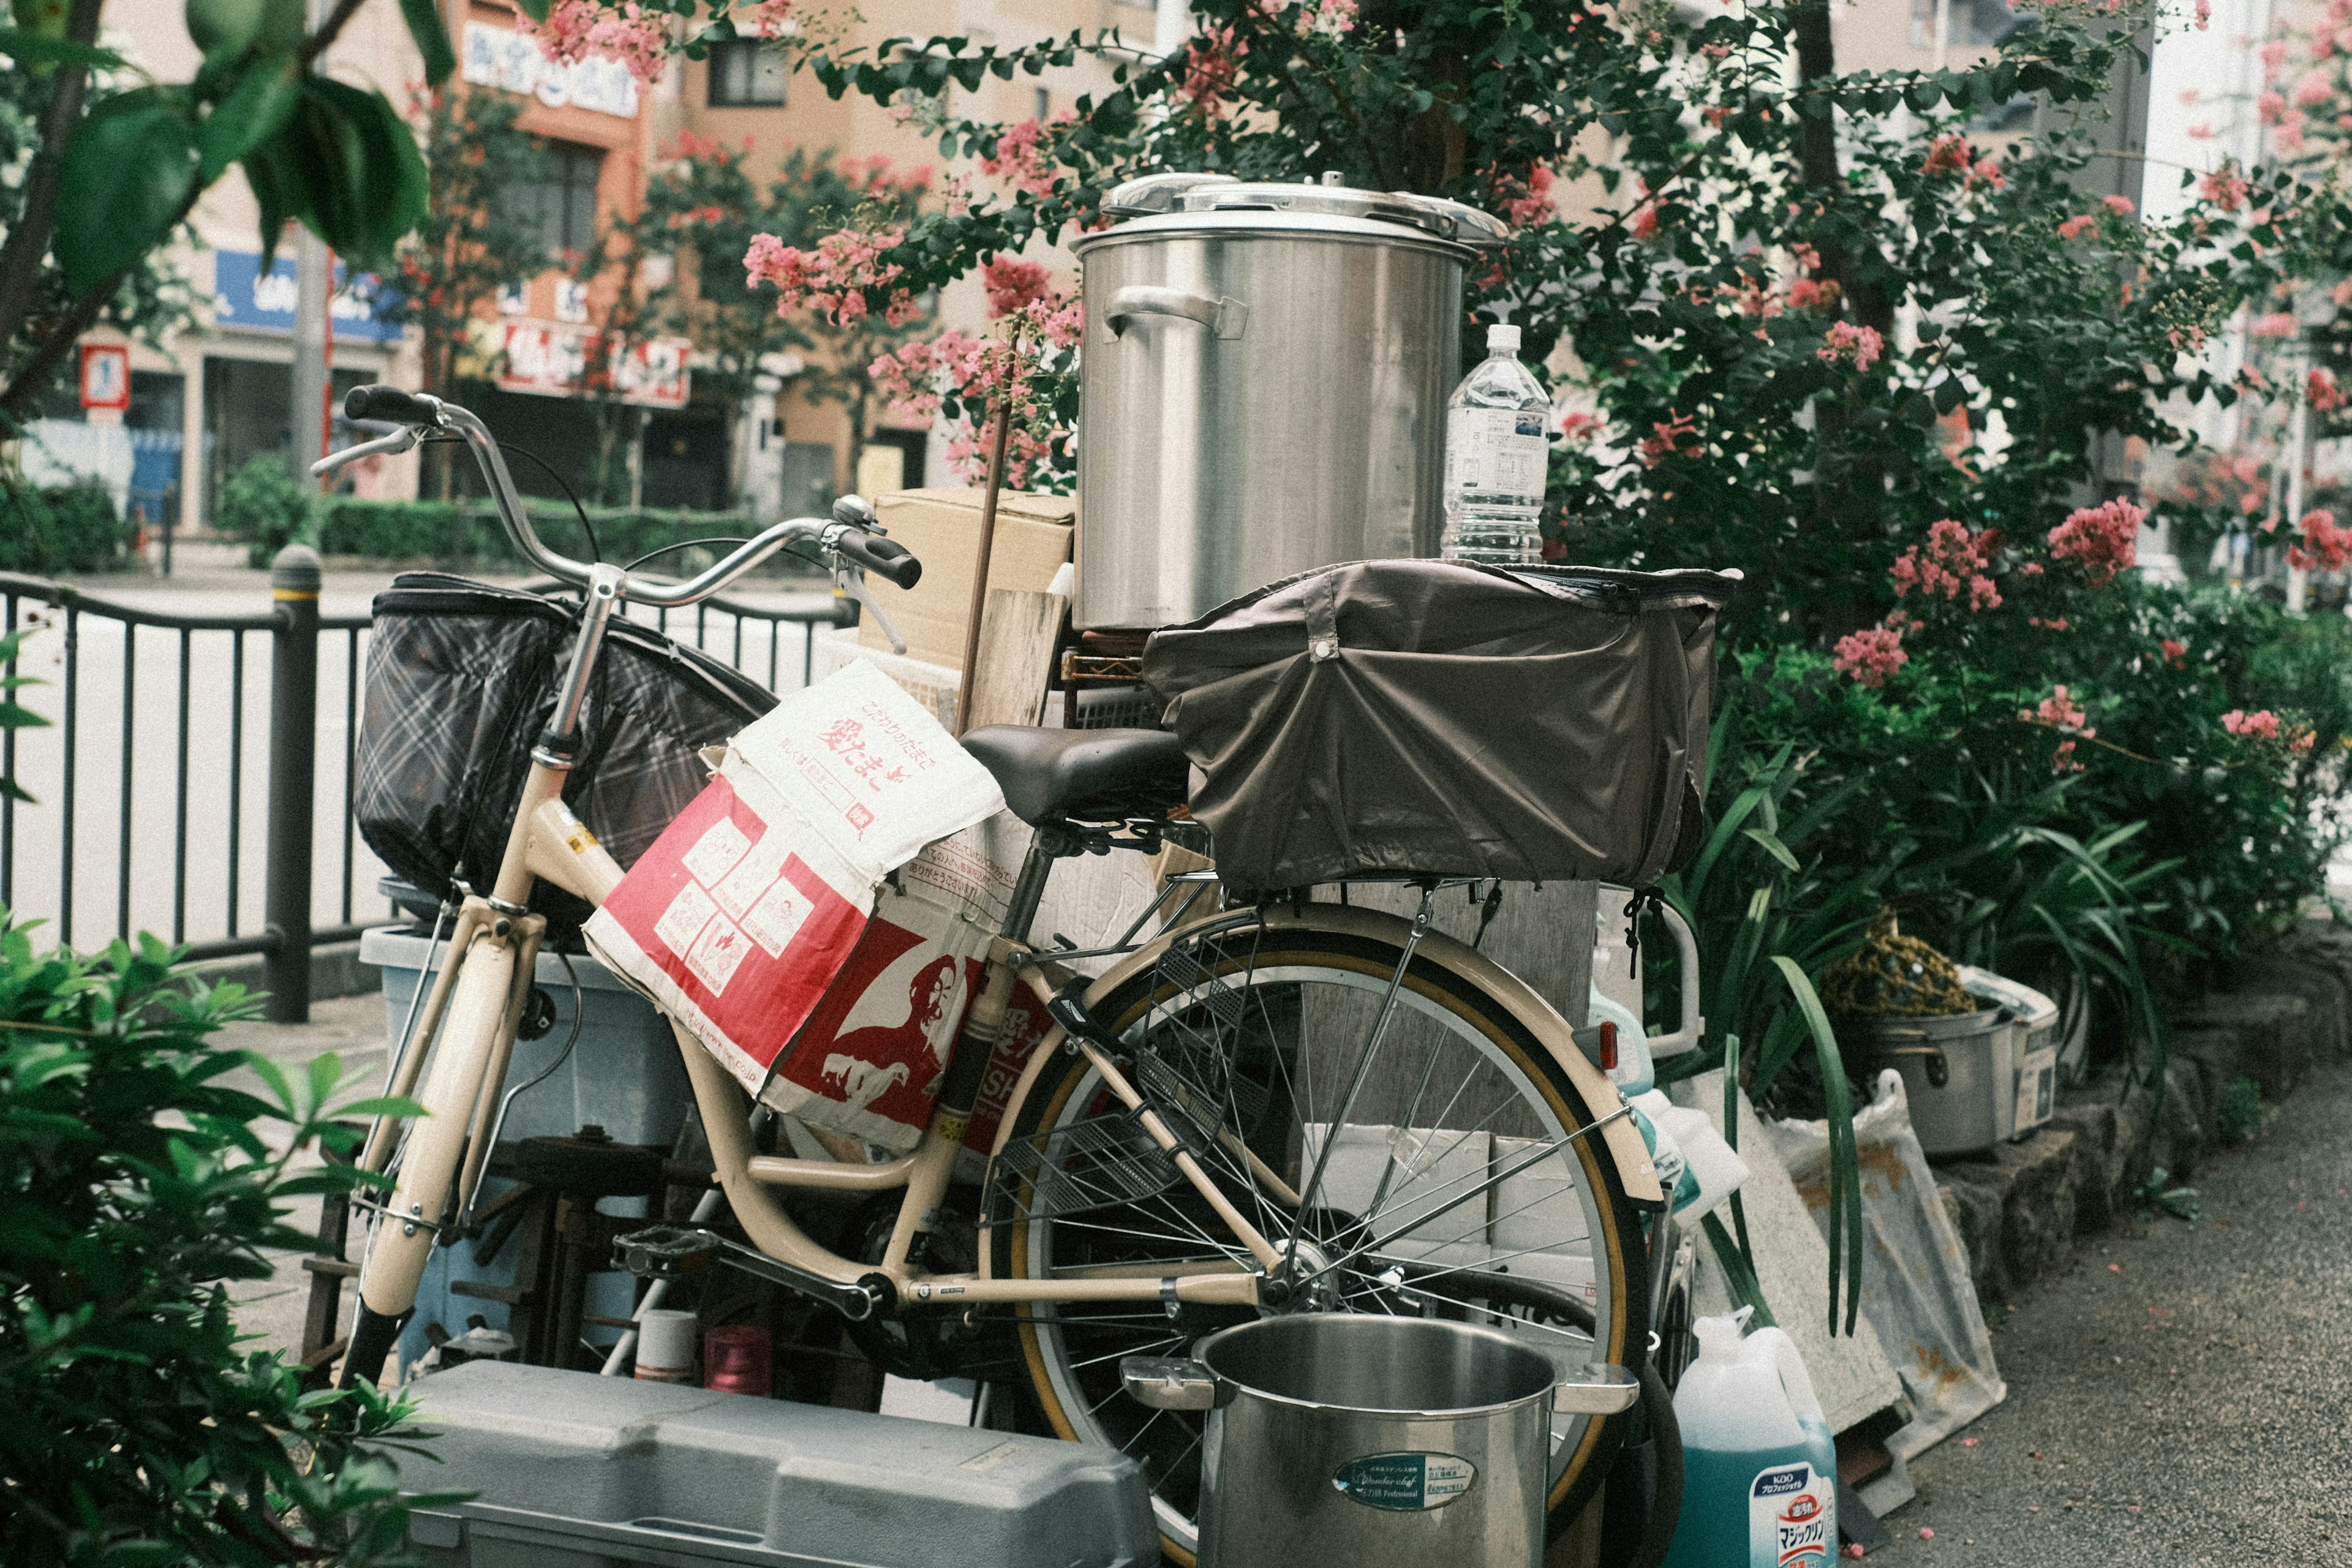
left=0, top=918, right=450, bottom=1562
left=2214, top=1076, right=2266, bottom=1145
left=216, top=453, right=314, bottom=567
left=0, top=482, right=129, bottom=573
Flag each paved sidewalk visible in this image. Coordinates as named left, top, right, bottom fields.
left=1872, top=1061, right=2352, bottom=1564
left=219, top=991, right=390, bottom=1362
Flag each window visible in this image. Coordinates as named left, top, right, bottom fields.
left=708, top=39, right=787, bottom=106
left=1910, top=0, right=2024, bottom=49
left=518, top=143, right=603, bottom=257
left=1034, top=86, right=1051, bottom=121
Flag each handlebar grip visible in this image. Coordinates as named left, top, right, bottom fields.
left=838, top=530, right=922, bottom=589
left=344, top=384, right=441, bottom=426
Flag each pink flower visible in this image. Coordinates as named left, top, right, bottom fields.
left=1833, top=625, right=1908, bottom=688
left=1297, top=0, right=1359, bottom=36
left=980, top=257, right=1052, bottom=318
left=2251, top=311, right=2301, bottom=337
left=2162, top=638, right=2188, bottom=666
left=2195, top=0, right=2211, bottom=28
left=1787, top=276, right=1837, bottom=312
left=2223, top=708, right=2283, bottom=739
left=2048, top=497, right=2145, bottom=586
left=981, top=114, right=1072, bottom=198
left=1921, top=134, right=1972, bottom=176
left=1817, top=320, right=1883, bottom=371
left=2187, top=121, right=2216, bottom=140
left=2312, top=368, right=2347, bottom=411
left=2260, top=37, right=2291, bottom=78
left=2035, top=686, right=2089, bottom=730
left=1496, top=164, right=1558, bottom=228
left=746, top=224, right=911, bottom=326
left=1178, top=24, right=1245, bottom=118
left=1890, top=518, right=2001, bottom=607
left=742, top=0, right=794, bottom=37
left=2260, top=90, right=2288, bottom=124
left=2103, top=194, right=2136, bottom=216
left=2059, top=214, right=2097, bottom=240
left=524, top=0, right=670, bottom=86
left=1639, top=412, right=1700, bottom=466
left=2199, top=167, right=2251, bottom=211
left=2293, top=508, right=2352, bottom=570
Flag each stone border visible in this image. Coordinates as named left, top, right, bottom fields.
left=1926, top=918, right=2351, bottom=1301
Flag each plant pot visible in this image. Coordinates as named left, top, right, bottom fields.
left=1852, top=967, right=2059, bottom=1158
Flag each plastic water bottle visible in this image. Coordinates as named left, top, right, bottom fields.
left=1440, top=322, right=1550, bottom=567
left=1664, top=1312, right=1838, bottom=1568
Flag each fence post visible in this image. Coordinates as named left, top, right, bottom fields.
left=263, top=545, right=322, bottom=1023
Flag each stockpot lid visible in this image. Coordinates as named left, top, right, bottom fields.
left=1082, top=170, right=1507, bottom=258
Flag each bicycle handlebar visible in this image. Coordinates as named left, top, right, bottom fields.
left=834, top=528, right=921, bottom=589
left=322, top=385, right=916, bottom=611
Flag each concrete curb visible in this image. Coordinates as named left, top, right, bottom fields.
left=184, top=940, right=382, bottom=1003
left=1926, top=918, right=2352, bottom=1302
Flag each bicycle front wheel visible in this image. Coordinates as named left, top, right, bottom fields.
left=987, top=910, right=1650, bottom=1564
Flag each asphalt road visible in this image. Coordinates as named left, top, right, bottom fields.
left=1872, top=1059, right=2352, bottom=1565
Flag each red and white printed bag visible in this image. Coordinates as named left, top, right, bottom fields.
left=584, top=662, right=1005, bottom=1147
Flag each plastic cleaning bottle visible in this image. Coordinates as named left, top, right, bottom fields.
left=1440, top=322, right=1550, bottom=567
left=1663, top=1311, right=1838, bottom=1568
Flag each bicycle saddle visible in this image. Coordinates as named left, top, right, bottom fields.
left=961, top=726, right=1190, bottom=826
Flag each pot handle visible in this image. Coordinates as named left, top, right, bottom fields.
left=1121, top=1354, right=1221, bottom=1411
left=1555, top=1361, right=1642, bottom=1415
left=1876, top=1042, right=1950, bottom=1088
left=1106, top=285, right=1250, bottom=341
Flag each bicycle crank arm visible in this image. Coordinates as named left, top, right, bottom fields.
left=615, top=1224, right=891, bottom=1322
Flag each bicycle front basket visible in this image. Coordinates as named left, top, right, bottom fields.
left=1139, top=558, right=1738, bottom=898
left=355, top=573, right=778, bottom=933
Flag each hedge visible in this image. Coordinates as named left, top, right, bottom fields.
left=311, top=497, right=790, bottom=575
left=0, top=483, right=129, bottom=573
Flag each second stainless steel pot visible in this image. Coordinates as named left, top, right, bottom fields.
left=1072, top=175, right=1503, bottom=630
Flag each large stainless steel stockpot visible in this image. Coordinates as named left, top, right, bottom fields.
left=1123, top=1314, right=1639, bottom=1567
left=1071, top=173, right=1505, bottom=630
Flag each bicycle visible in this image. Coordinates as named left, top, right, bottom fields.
left=317, top=384, right=1676, bottom=1563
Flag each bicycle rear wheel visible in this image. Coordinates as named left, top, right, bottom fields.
left=987, top=911, right=1650, bottom=1564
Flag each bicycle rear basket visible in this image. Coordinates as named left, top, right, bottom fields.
left=1140, top=559, right=1738, bottom=898
left=355, top=573, right=777, bottom=933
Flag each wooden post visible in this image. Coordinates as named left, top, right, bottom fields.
left=954, top=361, right=1019, bottom=734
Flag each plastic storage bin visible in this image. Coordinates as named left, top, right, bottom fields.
left=1862, top=965, right=2059, bottom=1158
left=393, top=1362, right=1158, bottom=1568
left=361, top=925, right=694, bottom=1371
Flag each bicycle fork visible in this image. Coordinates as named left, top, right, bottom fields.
left=337, top=911, right=548, bottom=1390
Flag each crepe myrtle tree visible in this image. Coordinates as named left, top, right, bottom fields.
left=0, top=0, right=448, bottom=423
left=500, top=0, right=2348, bottom=641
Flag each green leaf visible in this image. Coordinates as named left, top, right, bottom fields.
left=1700, top=1210, right=1776, bottom=1326
left=197, top=52, right=301, bottom=182
left=1741, top=826, right=1801, bottom=873
left=0, top=24, right=123, bottom=69
left=513, top=0, right=551, bottom=20
left=1771, top=956, right=1863, bottom=1336
left=55, top=89, right=200, bottom=295
left=398, top=0, right=454, bottom=86
left=246, top=78, right=429, bottom=270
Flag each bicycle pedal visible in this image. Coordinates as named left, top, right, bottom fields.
left=614, top=1224, right=722, bottom=1279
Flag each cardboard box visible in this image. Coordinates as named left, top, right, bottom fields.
left=856, top=487, right=1076, bottom=670
left=583, top=663, right=1006, bottom=1148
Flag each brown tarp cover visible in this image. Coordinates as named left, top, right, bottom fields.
left=1140, top=559, right=1737, bottom=897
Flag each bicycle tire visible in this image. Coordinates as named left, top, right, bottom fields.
left=986, top=914, right=1651, bottom=1563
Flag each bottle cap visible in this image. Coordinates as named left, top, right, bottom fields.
left=1486, top=323, right=1521, bottom=353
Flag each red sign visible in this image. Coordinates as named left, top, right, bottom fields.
left=79, top=344, right=130, bottom=417
left=498, top=319, right=690, bottom=409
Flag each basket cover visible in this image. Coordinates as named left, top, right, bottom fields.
left=355, top=573, right=776, bottom=930
left=1140, top=559, right=1736, bottom=897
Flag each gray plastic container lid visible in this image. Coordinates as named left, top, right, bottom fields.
left=394, top=1362, right=1158, bottom=1568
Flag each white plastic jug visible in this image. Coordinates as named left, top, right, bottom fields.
left=1662, top=1311, right=1838, bottom=1568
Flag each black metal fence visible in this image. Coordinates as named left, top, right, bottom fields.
left=0, top=552, right=850, bottom=1020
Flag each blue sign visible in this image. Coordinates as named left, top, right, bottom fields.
left=213, top=250, right=404, bottom=343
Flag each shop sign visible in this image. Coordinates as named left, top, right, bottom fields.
left=499, top=320, right=691, bottom=409
left=213, top=251, right=402, bottom=342
left=462, top=21, right=639, bottom=118
left=78, top=344, right=130, bottom=422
